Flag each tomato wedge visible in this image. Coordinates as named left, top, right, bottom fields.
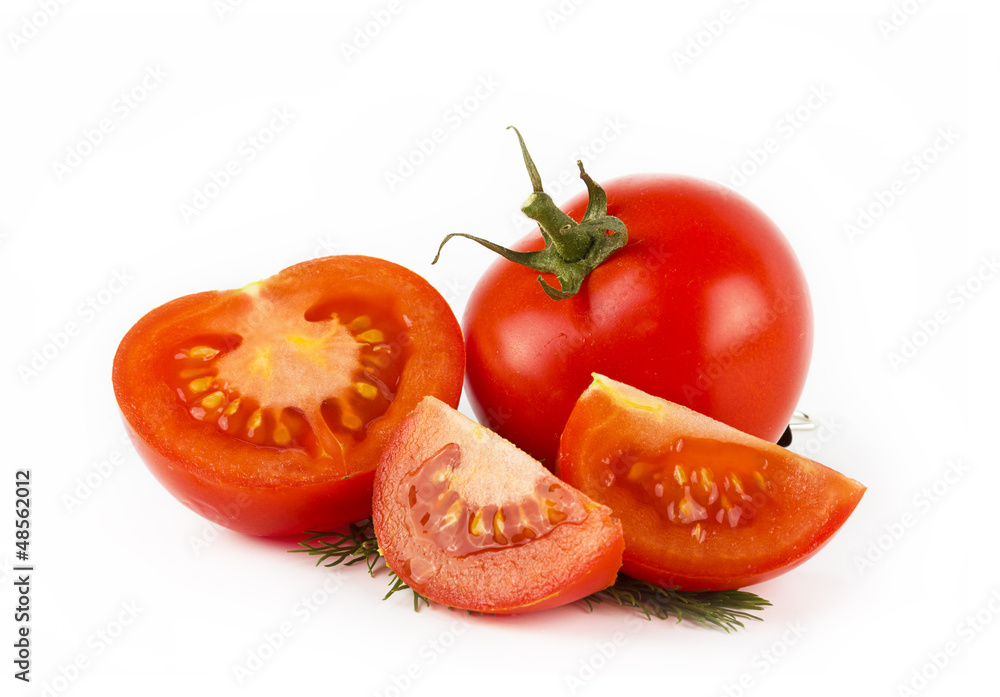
left=113, top=255, right=464, bottom=536
left=372, top=396, right=624, bottom=614
left=557, top=375, right=865, bottom=591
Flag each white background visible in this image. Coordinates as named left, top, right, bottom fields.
left=2, top=1, right=998, bottom=696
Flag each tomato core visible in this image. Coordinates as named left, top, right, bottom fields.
left=406, top=443, right=589, bottom=558
left=609, top=438, right=772, bottom=544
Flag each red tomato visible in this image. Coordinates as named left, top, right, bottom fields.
left=113, top=256, right=464, bottom=536
left=558, top=375, right=865, bottom=591
left=373, top=396, right=624, bottom=614
left=459, top=160, right=812, bottom=465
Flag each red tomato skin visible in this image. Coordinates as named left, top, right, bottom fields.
left=113, top=256, right=464, bottom=537
left=464, top=175, right=813, bottom=464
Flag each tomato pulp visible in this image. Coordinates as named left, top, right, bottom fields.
left=463, top=174, right=813, bottom=465
left=113, top=256, right=464, bottom=536
left=373, top=396, right=624, bottom=614
left=558, top=375, right=865, bottom=591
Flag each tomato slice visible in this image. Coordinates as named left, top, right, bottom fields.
left=557, top=375, right=865, bottom=591
left=113, top=255, right=464, bottom=536
left=372, top=396, right=624, bottom=614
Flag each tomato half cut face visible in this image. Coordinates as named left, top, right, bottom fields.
left=557, top=375, right=865, bottom=591
left=113, top=255, right=464, bottom=536
left=373, top=396, right=624, bottom=614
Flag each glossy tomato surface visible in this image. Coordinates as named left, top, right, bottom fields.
left=558, top=375, right=865, bottom=591
left=113, top=255, right=464, bottom=536
left=464, top=175, right=812, bottom=464
left=373, top=396, right=623, bottom=614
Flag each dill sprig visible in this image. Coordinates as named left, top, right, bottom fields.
left=290, top=518, right=770, bottom=630
left=292, top=519, right=430, bottom=609
left=582, top=577, right=770, bottom=632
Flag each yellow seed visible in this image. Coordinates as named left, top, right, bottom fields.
left=246, top=408, right=264, bottom=432
left=342, top=413, right=363, bottom=431
left=699, top=467, right=715, bottom=493
left=673, top=464, right=688, bottom=487
left=273, top=422, right=291, bottom=446
left=627, top=461, right=655, bottom=483
left=354, top=382, right=379, bottom=400
left=188, top=346, right=219, bottom=360
left=692, top=523, right=705, bottom=543
left=348, top=316, right=372, bottom=332
left=199, top=391, right=225, bottom=410
left=223, top=398, right=241, bottom=416
left=492, top=509, right=508, bottom=545
left=355, top=329, right=385, bottom=344
left=189, top=376, right=214, bottom=393
left=469, top=510, right=486, bottom=537
left=179, top=368, right=210, bottom=379
left=729, top=472, right=745, bottom=496
left=753, top=470, right=768, bottom=492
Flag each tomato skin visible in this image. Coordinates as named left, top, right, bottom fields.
left=557, top=375, right=865, bottom=591
left=464, top=175, right=812, bottom=464
left=113, top=256, right=464, bottom=536
left=373, top=396, right=624, bottom=614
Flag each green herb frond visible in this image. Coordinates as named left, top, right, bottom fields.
left=584, top=576, right=770, bottom=632
left=292, top=518, right=771, bottom=629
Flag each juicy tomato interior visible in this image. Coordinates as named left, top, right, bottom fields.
left=612, top=437, right=774, bottom=544
left=165, top=293, right=408, bottom=464
left=114, top=255, right=464, bottom=536
left=405, top=442, right=588, bottom=560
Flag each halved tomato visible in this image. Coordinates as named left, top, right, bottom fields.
left=557, top=375, right=865, bottom=591
left=113, top=255, right=464, bottom=536
left=372, top=396, right=624, bottom=614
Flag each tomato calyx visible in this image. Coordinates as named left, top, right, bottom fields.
left=432, top=126, right=628, bottom=300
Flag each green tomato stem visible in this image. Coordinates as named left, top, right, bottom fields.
left=432, top=127, right=628, bottom=300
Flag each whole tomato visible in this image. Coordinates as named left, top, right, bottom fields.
left=437, top=129, right=812, bottom=465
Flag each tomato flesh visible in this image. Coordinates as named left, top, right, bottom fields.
left=373, top=396, right=624, bottom=614
left=113, top=255, right=464, bottom=536
left=407, top=443, right=589, bottom=556
left=557, top=375, right=866, bottom=591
